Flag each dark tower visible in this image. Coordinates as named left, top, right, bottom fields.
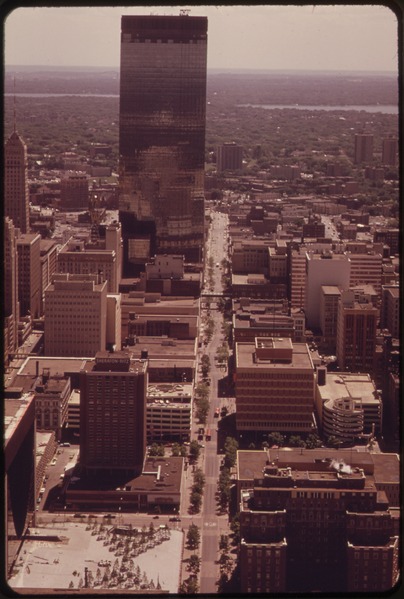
left=119, top=14, right=208, bottom=275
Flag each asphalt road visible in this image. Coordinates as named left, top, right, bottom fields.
left=199, top=209, right=231, bottom=593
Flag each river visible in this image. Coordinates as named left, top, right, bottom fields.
left=238, top=103, right=398, bottom=114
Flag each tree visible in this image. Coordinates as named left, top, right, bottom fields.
left=190, top=490, right=202, bottom=513
left=230, top=513, right=240, bottom=546
left=188, top=554, right=201, bottom=574
left=305, top=433, right=323, bottom=449
left=171, top=443, right=181, bottom=457
left=268, top=432, right=285, bottom=447
left=186, top=524, right=200, bottom=550
left=219, top=534, right=229, bottom=552
left=224, top=436, right=239, bottom=469
left=149, top=443, right=164, bottom=457
left=288, top=435, right=306, bottom=448
left=192, top=468, right=206, bottom=493
left=189, top=441, right=201, bottom=463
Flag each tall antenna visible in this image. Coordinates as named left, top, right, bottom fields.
left=13, top=76, right=17, bottom=133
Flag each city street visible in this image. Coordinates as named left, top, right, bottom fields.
left=198, top=209, right=231, bottom=593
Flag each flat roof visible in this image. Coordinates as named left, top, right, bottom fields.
left=236, top=341, right=313, bottom=370
left=317, top=372, right=377, bottom=403
left=5, top=394, right=35, bottom=443
left=67, top=456, right=183, bottom=495
left=237, top=448, right=399, bottom=484
left=18, top=357, right=89, bottom=377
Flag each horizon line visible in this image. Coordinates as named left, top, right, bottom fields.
left=5, top=64, right=398, bottom=76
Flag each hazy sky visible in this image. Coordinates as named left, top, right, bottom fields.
left=3, top=4, right=399, bottom=72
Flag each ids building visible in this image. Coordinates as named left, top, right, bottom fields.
left=119, top=14, right=208, bottom=274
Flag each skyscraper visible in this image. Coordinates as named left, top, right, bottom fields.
left=119, top=14, right=208, bottom=275
left=4, top=130, right=30, bottom=233
left=4, top=217, right=19, bottom=363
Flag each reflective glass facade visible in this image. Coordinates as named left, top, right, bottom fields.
left=119, top=15, right=208, bottom=274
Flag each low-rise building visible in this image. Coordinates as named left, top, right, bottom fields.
left=147, top=382, right=193, bottom=442
left=315, top=369, right=382, bottom=438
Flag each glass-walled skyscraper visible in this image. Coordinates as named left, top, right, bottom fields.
left=119, top=14, right=208, bottom=275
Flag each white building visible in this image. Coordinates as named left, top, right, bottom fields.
left=305, top=251, right=351, bottom=330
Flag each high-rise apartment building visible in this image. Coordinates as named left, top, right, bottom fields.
left=16, top=233, right=41, bottom=319
left=354, top=133, right=374, bottom=164
left=216, top=142, right=243, bottom=172
left=336, top=291, right=378, bottom=373
left=44, top=273, right=107, bottom=357
left=80, top=351, right=148, bottom=476
left=4, top=218, right=19, bottom=363
left=4, top=130, right=29, bottom=233
left=119, top=14, right=208, bottom=274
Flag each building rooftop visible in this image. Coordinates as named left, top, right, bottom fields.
left=4, top=394, right=35, bottom=443
left=236, top=340, right=313, bottom=370
left=236, top=448, right=399, bottom=486
left=317, top=372, right=378, bottom=405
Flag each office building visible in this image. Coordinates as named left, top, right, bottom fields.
left=57, top=240, right=120, bottom=293
left=382, top=137, right=398, bottom=166
left=216, top=142, right=243, bottom=172
left=336, top=291, right=378, bottom=373
left=235, top=337, right=315, bottom=434
left=4, top=218, right=19, bottom=363
left=119, top=14, right=208, bottom=273
left=380, top=285, right=400, bottom=338
left=354, top=133, right=374, bottom=164
left=347, top=250, right=383, bottom=295
left=305, top=251, right=350, bottom=330
left=80, top=351, right=148, bottom=476
left=60, top=171, right=89, bottom=211
left=237, top=448, right=399, bottom=594
left=39, top=239, right=59, bottom=315
left=4, top=130, right=29, bottom=233
left=319, top=285, right=341, bottom=350
left=34, top=370, right=71, bottom=440
left=16, top=233, right=41, bottom=319
left=5, top=393, right=36, bottom=577
left=44, top=273, right=107, bottom=357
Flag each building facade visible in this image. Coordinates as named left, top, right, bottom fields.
left=237, top=448, right=400, bottom=594
left=4, top=131, right=30, bottom=233
left=235, top=337, right=315, bottom=433
left=336, top=291, right=378, bottom=374
left=80, top=351, right=148, bottom=476
left=216, top=142, right=243, bottom=172
left=119, top=14, right=208, bottom=273
left=60, top=171, right=89, bottom=211
left=16, top=233, right=41, bottom=319
left=44, top=273, right=107, bottom=357
left=4, top=218, right=20, bottom=363
left=354, top=133, right=374, bottom=164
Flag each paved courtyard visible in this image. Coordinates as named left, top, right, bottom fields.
left=8, top=522, right=183, bottom=593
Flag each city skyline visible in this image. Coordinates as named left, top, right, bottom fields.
left=3, top=4, right=399, bottom=73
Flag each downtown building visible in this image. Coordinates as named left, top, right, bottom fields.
left=235, top=337, right=316, bottom=434
left=236, top=448, right=400, bottom=594
left=80, top=351, right=148, bottom=477
left=119, top=14, right=208, bottom=274
left=44, top=273, right=107, bottom=357
left=4, top=129, right=30, bottom=234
